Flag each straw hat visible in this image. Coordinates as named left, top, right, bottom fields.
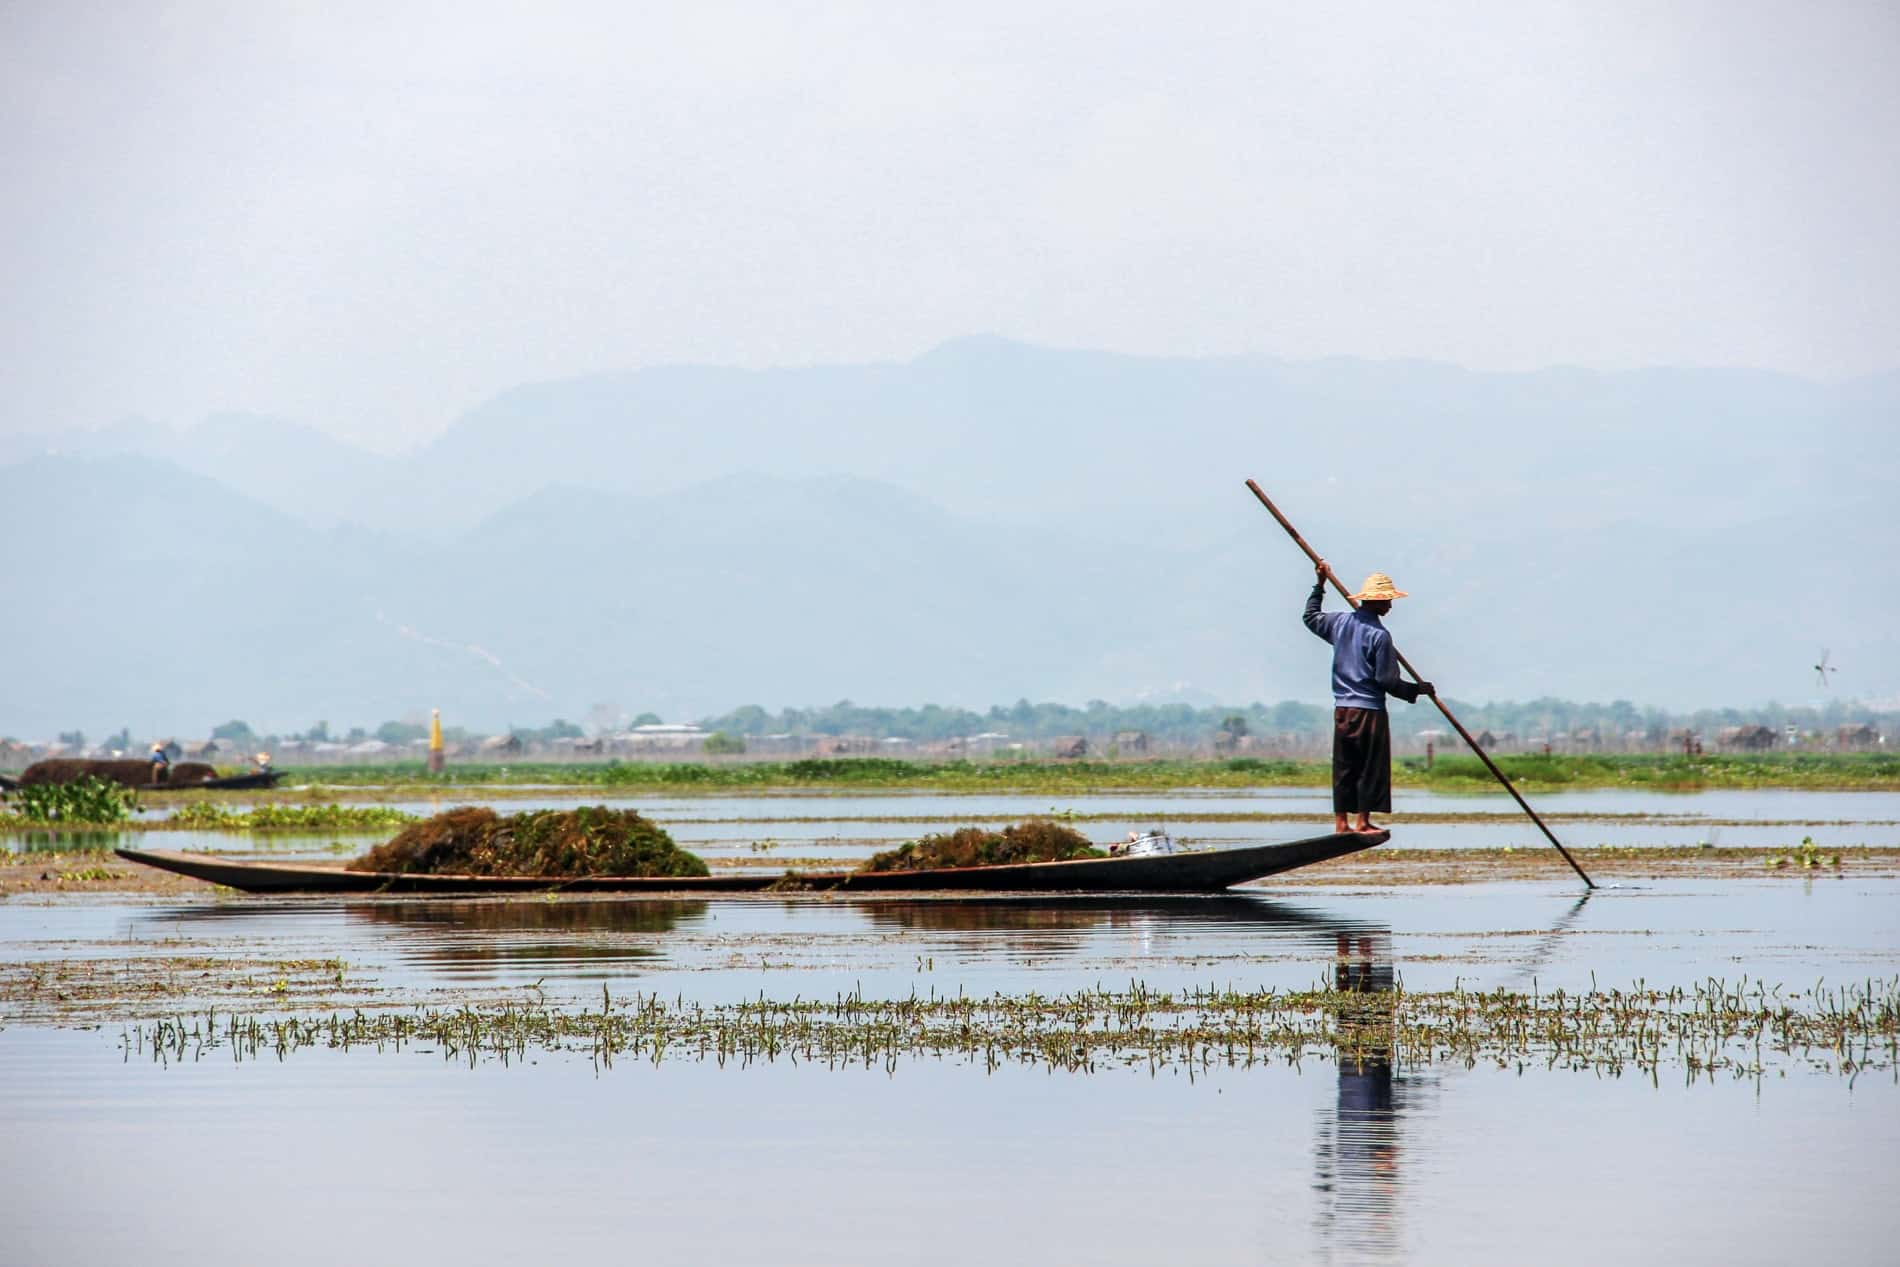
left=1352, top=573, right=1408, bottom=602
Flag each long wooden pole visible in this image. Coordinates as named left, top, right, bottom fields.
left=1246, top=478, right=1596, bottom=889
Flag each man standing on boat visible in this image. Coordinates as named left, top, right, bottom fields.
left=1304, top=562, right=1433, bottom=835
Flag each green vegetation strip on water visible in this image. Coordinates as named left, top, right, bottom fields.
left=164, top=804, right=418, bottom=831
left=254, top=753, right=1900, bottom=792
left=0, top=783, right=418, bottom=831
left=122, top=979, right=1898, bottom=1079
left=0, top=777, right=139, bottom=826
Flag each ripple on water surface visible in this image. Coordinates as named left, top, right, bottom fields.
left=5, top=878, right=1893, bottom=999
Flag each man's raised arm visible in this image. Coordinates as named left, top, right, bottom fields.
left=1304, top=560, right=1337, bottom=643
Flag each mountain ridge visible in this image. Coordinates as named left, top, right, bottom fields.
left=2, top=339, right=1892, bottom=731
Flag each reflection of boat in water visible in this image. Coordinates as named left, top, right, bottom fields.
left=113, top=829, right=1387, bottom=896
left=341, top=899, right=710, bottom=975
left=856, top=894, right=1392, bottom=959
left=347, top=897, right=707, bottom=936
left=129, top=898, right=710, bottom=978
left=858, top=893, right=1387, bottom=934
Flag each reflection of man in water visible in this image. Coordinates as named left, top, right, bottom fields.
left=1313, top=930, right=1407, bottom=1264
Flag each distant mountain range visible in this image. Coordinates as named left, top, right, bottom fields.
left=3, top=339, right=1894, bottom=736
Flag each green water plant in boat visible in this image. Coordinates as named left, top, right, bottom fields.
left=860, top=819, right=1105, bottom=874
left=350, top=806, right=710, bottom=878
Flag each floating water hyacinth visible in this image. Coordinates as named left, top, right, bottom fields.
left=3, top=777, right=137, bottom=825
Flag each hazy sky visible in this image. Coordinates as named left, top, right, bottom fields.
left=4, top=1, right=1896, bottom=450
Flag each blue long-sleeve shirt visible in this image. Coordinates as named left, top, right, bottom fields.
left=1304, top=582, right=1422, bottom=711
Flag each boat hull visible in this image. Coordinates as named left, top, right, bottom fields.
left=114, top=831, right=1386, bottom=896
left=149, top=771, right=284, bottom=791
left=0, top=768, right=282, bottom=792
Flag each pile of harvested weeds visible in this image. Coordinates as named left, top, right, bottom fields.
left=349, top=806, right=710, bottom=878
left=860, top=819, right=1104, bottom=874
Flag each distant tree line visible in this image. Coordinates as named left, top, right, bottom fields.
left=1438, top=696, right=1896, bottom=741
left=693, top=697, right=1897, bottom=743
left=13, top=699, right=1892, bottom=752
left=694, top=699, right=1331, bottom=744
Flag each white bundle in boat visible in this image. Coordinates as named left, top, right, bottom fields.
left=1121, top=830, right=1178, bottom=857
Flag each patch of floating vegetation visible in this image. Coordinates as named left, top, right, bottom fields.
left=0, top=776, right=138, bottom=826
left=164, top=803, right=417, bottom=832
left=1272, top=845, right=1894, bottom=885
left=116, top=978, right=1899, bottom=1081
left=1764, top=836, right=1843, bottom=870
left=2, top=955, right=358, bottom=1022
left=1, top=797, right=416, bottom=833
left=860, top=819, right=1104, bottom=873
left=350, top=806, right=710, bottom=878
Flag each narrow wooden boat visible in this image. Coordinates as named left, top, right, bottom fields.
left=1, top=768, right=282, bottom=792
left=115, top=830, right=1386, bottom=896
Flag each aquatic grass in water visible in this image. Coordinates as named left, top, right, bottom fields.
left=2, top=955, right=357, bottom=1021
left=119, top=977, right=1900, bottom=1080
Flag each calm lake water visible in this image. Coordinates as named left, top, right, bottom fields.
left=12, top=786, right=1900, bottom=863
left=2, top=877, right=1896, bottom=1265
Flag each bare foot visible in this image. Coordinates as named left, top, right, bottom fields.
left=1333, top=816, right=1349, bottom=835
left=1353, top=817, right=1377, bottom=834
left=1354, top=824, right=1386, bottom=835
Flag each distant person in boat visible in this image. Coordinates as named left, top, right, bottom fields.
left=149, top=742, right=171, bottom=785
left=1304, top=563, right=1434, bottom=835
left=252, top=751, right=273, bottom=775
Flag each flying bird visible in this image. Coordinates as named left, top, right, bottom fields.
left=1814, top=650, right=1837, bottom=689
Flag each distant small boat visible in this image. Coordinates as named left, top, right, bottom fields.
left=3, top=759, right=282, bottom=792
left=115, top=830, right=1387, bottom=896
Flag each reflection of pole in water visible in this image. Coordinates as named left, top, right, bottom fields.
left=1313, top=930, right=1406, bottom=1266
